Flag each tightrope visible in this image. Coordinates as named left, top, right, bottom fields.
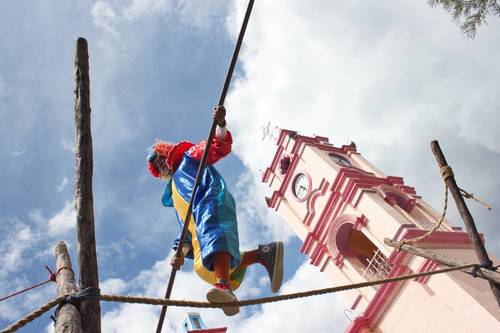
left=0, top=263, right=475, bottom=333
left=101, top=263, right=474, bottom=307
left=0, top=295, right=67, bottom=333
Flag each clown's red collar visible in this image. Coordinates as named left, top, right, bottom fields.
left=166, top=141, right=194, bottom=172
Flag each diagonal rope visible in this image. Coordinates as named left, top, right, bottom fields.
left=0, top=266, right=72, bottom=303
left=458, top=187, right=492, bottom=210
left=1, top=263, right=474, bottom=333
left=395, top=165, right=491, bottom=250
left=0, top=295, right=67, bottom=333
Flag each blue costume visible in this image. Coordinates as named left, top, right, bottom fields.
left=159, top=134, right=247, bottom=289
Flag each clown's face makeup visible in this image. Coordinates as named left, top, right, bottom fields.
left=159, top=169, right=171, bottom=180
left=148, top=141, right=183, bottom=180
left=155, top=155, right=171, bottom=180
left=147, top=148, right=171, bottom=180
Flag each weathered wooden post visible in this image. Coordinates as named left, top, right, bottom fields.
left=55, top=241, right=82, bottom=333
left=431, top=140, right=500, bottom=307
left=75, top=37, right=101, bottom=332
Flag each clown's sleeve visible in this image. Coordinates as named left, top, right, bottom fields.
left=188, top=126, right=233, bottom=164
left=172, top=235, right=193, bottom=259
left=172, top=231, right=194, bottom=259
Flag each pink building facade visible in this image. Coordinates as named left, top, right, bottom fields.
left=262, top=129, right=499, bottom=332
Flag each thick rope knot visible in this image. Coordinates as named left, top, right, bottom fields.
left=46, top=266, right=74, bottom=283
left=45, top=266, right=57, bottom=282
left=440, top=166, right=454, bottom=181
left=66, top=287, right=100, bottom=304
left=471, top=259, right=496, bottom=278
left=51, top=287, right=101, bottom=324
left=440, top=165, right=491, bottom=210
left=394, top=239, right=407, bottom=252
left=459, top=188, right=492, bottom=210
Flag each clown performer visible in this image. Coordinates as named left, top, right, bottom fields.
left=147, top=105, right=284, bottom=316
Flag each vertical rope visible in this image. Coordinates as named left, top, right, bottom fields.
left=395, top=165, right=491, bottom=250
left=395, top=166, right=452, bottom=250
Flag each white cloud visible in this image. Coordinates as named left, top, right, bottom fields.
left=175, top=0, right=231, bottom=30
left=90, top=0, right=172, bottom=34
left=0, top=221, right=47, bottom=322
left=122, top=0, right=171, bottom=21
left=100, top=278, right=128, bottom=295
left=91, top=0, right=230, bottom=36
left=100, top=256, right=212, bottom=333
left=45, top=323, right=54, bottom=333
left=225, top=0, right=500, bottom=246
left=103, top=303, right=159, bottom=332
left=98, top=238, right=139, bottom=264
left=227, top=262, right=350, bottom=333
left=0, top=226, right=35, bottom=278
left=98, top=254, right=349, bottom=333
left=47, top=201, right=76, bottom=236
left=29, top=209, right=45, bottom=225
left=56, top=177, right=69, bottom=193
left=92, top=0, right=120, bottom=35
left=0, top=283, right=54, bottom=323
left=233, top=170, right=294, bottom=247
left=0, top=214, right=72, bottom=325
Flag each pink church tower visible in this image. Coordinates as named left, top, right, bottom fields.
left=262, top=129, right=499, bottom=332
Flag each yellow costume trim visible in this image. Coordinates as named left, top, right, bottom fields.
left=171, top=181, right=245, bottom=290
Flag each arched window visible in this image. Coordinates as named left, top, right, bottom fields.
left=377, top=185, right=448, bottom=231
left=327, top=215, right=392, bottom=282
left=279, top=155, right=291, bottom=175
left=381, top=191, right=415, bottom=213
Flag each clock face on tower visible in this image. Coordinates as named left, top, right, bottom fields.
left=292, top=173, right=310, bottom=200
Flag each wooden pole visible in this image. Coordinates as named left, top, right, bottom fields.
left=155, top=1, right=255, bottom=332
left=75, top=37, right=101, bottom=332
left=55, top=241, right=82, bottom=333
left=384, top=238, right=500, bottom=285
left=430, top=140, right=500, bottom=306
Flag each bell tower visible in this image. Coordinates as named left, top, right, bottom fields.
left=262, top=129, right=499, bottom=333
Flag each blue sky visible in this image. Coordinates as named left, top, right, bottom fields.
left=1, top=1, right=500, bottom=332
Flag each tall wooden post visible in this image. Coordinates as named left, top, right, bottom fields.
left=55, top=241, right=82, bottom=333
left=431, top=140, right=500, bottom=307
left=75, top=37, right=101, bottom=332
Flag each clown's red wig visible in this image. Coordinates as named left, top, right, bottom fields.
left=153, top=141, right=175, bottom=160
left=147, top=140, right=194, bottom=178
